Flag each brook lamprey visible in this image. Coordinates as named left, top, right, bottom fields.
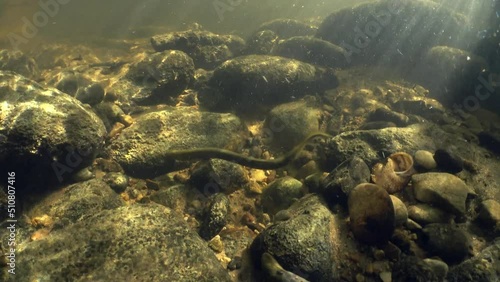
left=164, top=132, right=332, bottom=170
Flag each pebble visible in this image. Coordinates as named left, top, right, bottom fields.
left=414, top=150, right=437, bottom=170
left=476, top=199, right=500, bottom=230
left=227, top=256, right=242, bottom=270
left=102, top=172, right=129, bottom=193
left=390, top=195, right=408, bottom=226
left=407, top=204, right=452, bottom=225
left=433, top=149, right=463, bottom=173
left=379, top=271, right=392, bottom=282
left=423, top=258, right=448, bottom=280
left=261, top=176, right=305, bottom=215
left=412, top=172, right=470, bottom=216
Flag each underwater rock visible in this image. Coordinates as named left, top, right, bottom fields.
left=27, top=179, right=124, bottom=228
left=254, top=19, right=317, bottom=39
left=476, top=199, right=500, bottom=232
left=250, top=194, right=344, bottom=281
left=261, top=176, right=305, bottom=216
left=263, top=100, right=320, bottom=150
left=51, top=71, right=93, bottom=96
left=260, top=252, right=310, bottom=282
left=126, top=50, right=194, bottom=105
left=371, top=152, right=416, bottom=194
left=390, top=195, right=408, bottom=227
left=477, top=131, right=500, bottom=155
left=319, top=156, right=371, bottom=206
left=368, top=107, right=410, bottom=127
left=411, top=46, right=488, bottom=107
left=0, top=71, right=107, bottom=188
left=407, top=204, right=453, bottom=225
left=433, top=149, right=464, bottom=174
left=109, top=108, right=247, bottom=178
left=0, top=49, right=38, bottom=78
left=74, top=83, right=105, bottom=106
left=189, top=158, right=249, bottom=195
left=92, top=101, right=128, bottom=132
left=446, top=239, right=500, bottom=281
left=50, top=72, right=104, bottom=105
left=423, top=258, right=449, bottom=281
left=316, top=0, right=468, bottom=67
left=272, top=36, right=347, bottom=68
left=412, top=173, right=472, bottom=216
left=347, top=183, right=395, bottom=245
left=208, top=55, right=338, bottom=111
left=245, top=30, right=279, bottom=55
left=414, top=150, right=437, bottom=171
left=149, top=185, right=191, bottom=213
left=422, top=223, right=472, bottom=264
left=392, top=255, right=440, bottom=282
left=102, top=172, right=129, bottom=193
left=4, top=204, right=232, bottom=281
left=200, top=193, right=230, bottom=240
left=358, top=121, right=397, bottom=130
left=151, top=30, right=245, bottom=69
left=71, top=166, right=94, bottom=183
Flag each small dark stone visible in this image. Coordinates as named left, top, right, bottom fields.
left=477, top=131, right=500, bottom=155
left=227, top=256, right=242, bottom=270
left=199, top=193, right=230, bottom=240
left=75, top=83, right=105, bottom=105
left=422, top=223, right=472, bottom=264
left=320, top=157, right=370, bottom=206
left=433, top=149, right=464, bottom=173
left=102, top=172, right=129, bottom=193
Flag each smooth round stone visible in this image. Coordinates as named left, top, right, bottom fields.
left=408, top=204, right=452, bottom=225
left=423, top=258, right=449, bottom=280
left=390, top=195, right=408, bottom=226
left=348, top=183, right=395, bottom=245
left=414, top=150, right=437, bottom=170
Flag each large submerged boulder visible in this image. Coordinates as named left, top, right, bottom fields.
left=109, top=108, right=248, bottom=179
left=6, top=204, right=232, bottom=281
left=151, top=29, right=245, bottom=69
left=316, top=0, right=469, bottom=67
left=205, top=55, right=338, bottom=112
left=0, top=71, right=106, bottom=188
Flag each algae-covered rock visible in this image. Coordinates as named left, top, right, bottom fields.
left=0, top=71, right=106, bottom=188
left=263, top=100, right=321, bottom=150
left=126, top=50, right=194, bottom=105
left=208, top=55, right=338, bottom=111
left=6, top=204, right=232, bottom=281
left=151, top=30, right=245, bottom=69
left=0, top=49, right=38, bottom=79
left=411, top=46, right=488, bottom=107
left=316, top=0, right=468, bottom=67
left=255, top=19, right=317, bottom=39
left=272, top=36, right=347, bottom=68
left=250, top=194, right=342, bottom=281
left=110, top=108, right=247, bottom=178
left=26, top=179, right=124, bottom=227
left=447, top=239, right=500, bottom=281
left=261, top=176, right=305, bottom=216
